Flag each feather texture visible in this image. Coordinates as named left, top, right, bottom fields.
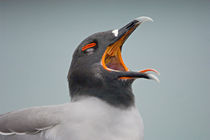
left=0, top=97, right=144, bottom=140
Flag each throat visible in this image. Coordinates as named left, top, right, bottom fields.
left=70, top=87, right=135, bottom=108
left=105, top=56, right=126, bottom=71
left=68, top=69, right=135, bottom=108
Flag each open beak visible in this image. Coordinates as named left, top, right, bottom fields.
left=101, top=16, right=160, bottom=82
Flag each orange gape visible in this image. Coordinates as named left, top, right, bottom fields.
left=139, top=69, right=159, bottom=74
left=82, top=43, right=96, bottom=51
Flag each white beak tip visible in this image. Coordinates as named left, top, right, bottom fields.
left=147, top=74, right=160, bottom=83
left=135, top=16, right=154, bottom=23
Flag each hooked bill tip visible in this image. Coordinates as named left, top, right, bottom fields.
left=147, top=74, right=160, bottom=83
left=135, top=16, right=153, bottom=23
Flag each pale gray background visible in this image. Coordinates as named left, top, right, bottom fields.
left=0, top=0, right=209, bottom=140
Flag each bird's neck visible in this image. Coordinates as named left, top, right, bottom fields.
left=69, top=87, right=135, bottom=108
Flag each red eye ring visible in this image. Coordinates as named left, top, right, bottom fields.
left=82, top=43, right=96, bottom=51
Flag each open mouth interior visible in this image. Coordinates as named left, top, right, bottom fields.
left=102, top=45, right=128, bottom=72
left=101, top=41, right=160, bottom=81
left=101, top=31, right=160, bottom=79
left=101, top=17, right=159, bottom=81
left=101, top=27, right=136, bottom=72
left=101, top=37, right=129, bottom=72
left=101, top=22, right=141, bottom=73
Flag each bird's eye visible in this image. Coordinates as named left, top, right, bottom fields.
left=82, top=43, right=97, bottom=54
